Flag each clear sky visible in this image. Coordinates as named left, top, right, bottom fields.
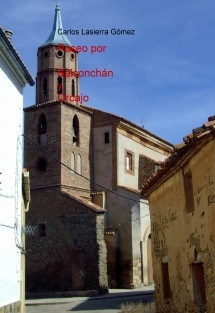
left=2, top=0, right=215, bottom=144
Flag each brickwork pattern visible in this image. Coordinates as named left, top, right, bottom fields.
left=61, top=104, right=92, bottom=196
left=24, top=104, right=61, bottom=188
left=36, top=45, right=79, bottom=104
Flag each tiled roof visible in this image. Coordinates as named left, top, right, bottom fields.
left=0, top=27, right=34, bottom=86
left=62, top=191, right=105, bottom=213
left=142, top=116, right=215, bottom=195
left=24, top=100, right=92, bottom=115
left=105, top=227, right=116, bottom=235
left=82, top=105, right=174, bottom=150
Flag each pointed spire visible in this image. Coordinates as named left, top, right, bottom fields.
left=40, top=4, right=71, bottom=47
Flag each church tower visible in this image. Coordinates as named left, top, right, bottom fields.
left=25, top=4, right=92, bottom=196
left=36, top=4, right=79, bottom=104
left=24, top=5, right=108, bottom=294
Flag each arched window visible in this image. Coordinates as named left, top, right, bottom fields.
left=72, top=79, right=75, bottom=96
left=71, top=152, right=75, bottom=172
left=57, top=77, right=63, bottom=94
left=72, top=115, right=79, bottom=146
left=77, top=154, right=82, bottom=175
left=38, top=113, right=47, bottom=146
left=38, top=113, right=46, bottom=135
left=43, top=78, right=47, bottom=95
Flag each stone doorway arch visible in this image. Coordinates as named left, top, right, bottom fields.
left=141, top=226, right=153, bottom=285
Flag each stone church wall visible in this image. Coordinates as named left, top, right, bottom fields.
left=25, top=187, right=108, bottom=295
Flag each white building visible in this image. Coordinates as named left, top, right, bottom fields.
left=0, top=27, right=34, bottom=312
left=84, top=107, right=174, bottom=288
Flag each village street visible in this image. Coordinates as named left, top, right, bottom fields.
left=26, top=286, right=154, bottom=313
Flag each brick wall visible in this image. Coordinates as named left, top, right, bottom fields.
left=36, top=45, right=79, bottom=104
left=24, top=104, right=61, bottom=188
left=61, top=104, right=92, bottom=196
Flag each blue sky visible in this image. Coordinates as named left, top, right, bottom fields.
left=2, top=0, right=215, bottom=144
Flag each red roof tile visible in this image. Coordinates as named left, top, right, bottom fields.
left=141, top=115, right=215, bottom=195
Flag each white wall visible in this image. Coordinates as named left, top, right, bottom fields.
left=0, top=56, right=23, bottom=307
left=117, top=132, right=167, bottom=189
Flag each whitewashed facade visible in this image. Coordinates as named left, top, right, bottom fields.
left=90, top=108, right=173, bottom=288
left=0, top=28, right=34, bottom=312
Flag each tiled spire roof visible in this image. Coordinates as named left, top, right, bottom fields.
left=40, top=4, right=71, bottom=47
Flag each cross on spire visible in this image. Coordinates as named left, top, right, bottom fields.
left=40, top=4, right=71, bottom=47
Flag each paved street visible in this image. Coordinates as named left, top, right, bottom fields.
left=26, top=287, right=154, bottom=313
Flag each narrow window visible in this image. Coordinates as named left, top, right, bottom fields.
left=161, top=262, right=172, bottom=299
left=38, top=113, right=47, bottom=146
left=72, top=79, right=75, bottom=96
left=72, top=115, right=79, bottom=146
left=126, top=154, right=132, bottom=170
left=77, top=154, right=82, bottom=175
left=125, top=150, right=134, bottom=173
left=57, top=77, right=63, bottom=94
left=37, top=158, right=47, bottom=172
left=104, top=132, right=109, bottom=144
left=71, top=152, right=75, bottom=172
left=38, top=223, right=46, bottom=237
left=191, top=263, right=206, bottom=310
left=44, top=51, right=49, bottom=58
left=183, top=166, right=194, bottom=213
left=43, top=78, right=47, bottom=95
left=38, top=113, right=46, bottom=135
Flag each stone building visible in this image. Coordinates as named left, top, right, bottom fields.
left=142, top=116, right=215, bottom=312
left=24, top=5, right=173, bottom=293
left=83, top=107, right=173, bottom=287
left=0, top=27, right=34, bottom=313
left=24, top=5, right=108, bottom=295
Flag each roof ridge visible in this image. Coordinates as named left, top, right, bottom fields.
left=61, top=191, right=105, bottom=213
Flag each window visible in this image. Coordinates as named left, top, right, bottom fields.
left=71, top=152, right=75, bottom=172
left=125, top=150, right=134, bottom=174
left=38, top=223, right=46, bottom=237
left=38, top=114, right=47, bottom=146
left=56, top=50, right=64, bottom=58
left=104, top=132, right=109, bottom=144
left=161, top=262, right=172, bottom=299
left=72, top=115, right=79, bottom=146
left=43, top=78, right=47, bottom=95
left=38, top=113, right=46, bottom=135
left=191, top=263, right=206, bottom=310
left=57, top=77, right=63, bottom=94
left=77, top=154, right=82, bottom=174
left=183, top=166, right=194, bottom=213
left=44, top=51, right=49, bottom=58
left=72, top=79, right=75, bottom=96
left=37, top=158, right=47, bottom=172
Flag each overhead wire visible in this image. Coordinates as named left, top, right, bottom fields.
left=22, top=134, right=149, bottom=205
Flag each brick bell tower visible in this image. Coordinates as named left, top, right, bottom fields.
left=36, top=4, right=79, bottom=104
left=24, top=4, right=108, bottom=296
left=25, top=4, right=92, bottom=196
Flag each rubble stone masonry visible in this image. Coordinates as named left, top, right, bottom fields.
left=26, top=187, right=108, bottom=294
